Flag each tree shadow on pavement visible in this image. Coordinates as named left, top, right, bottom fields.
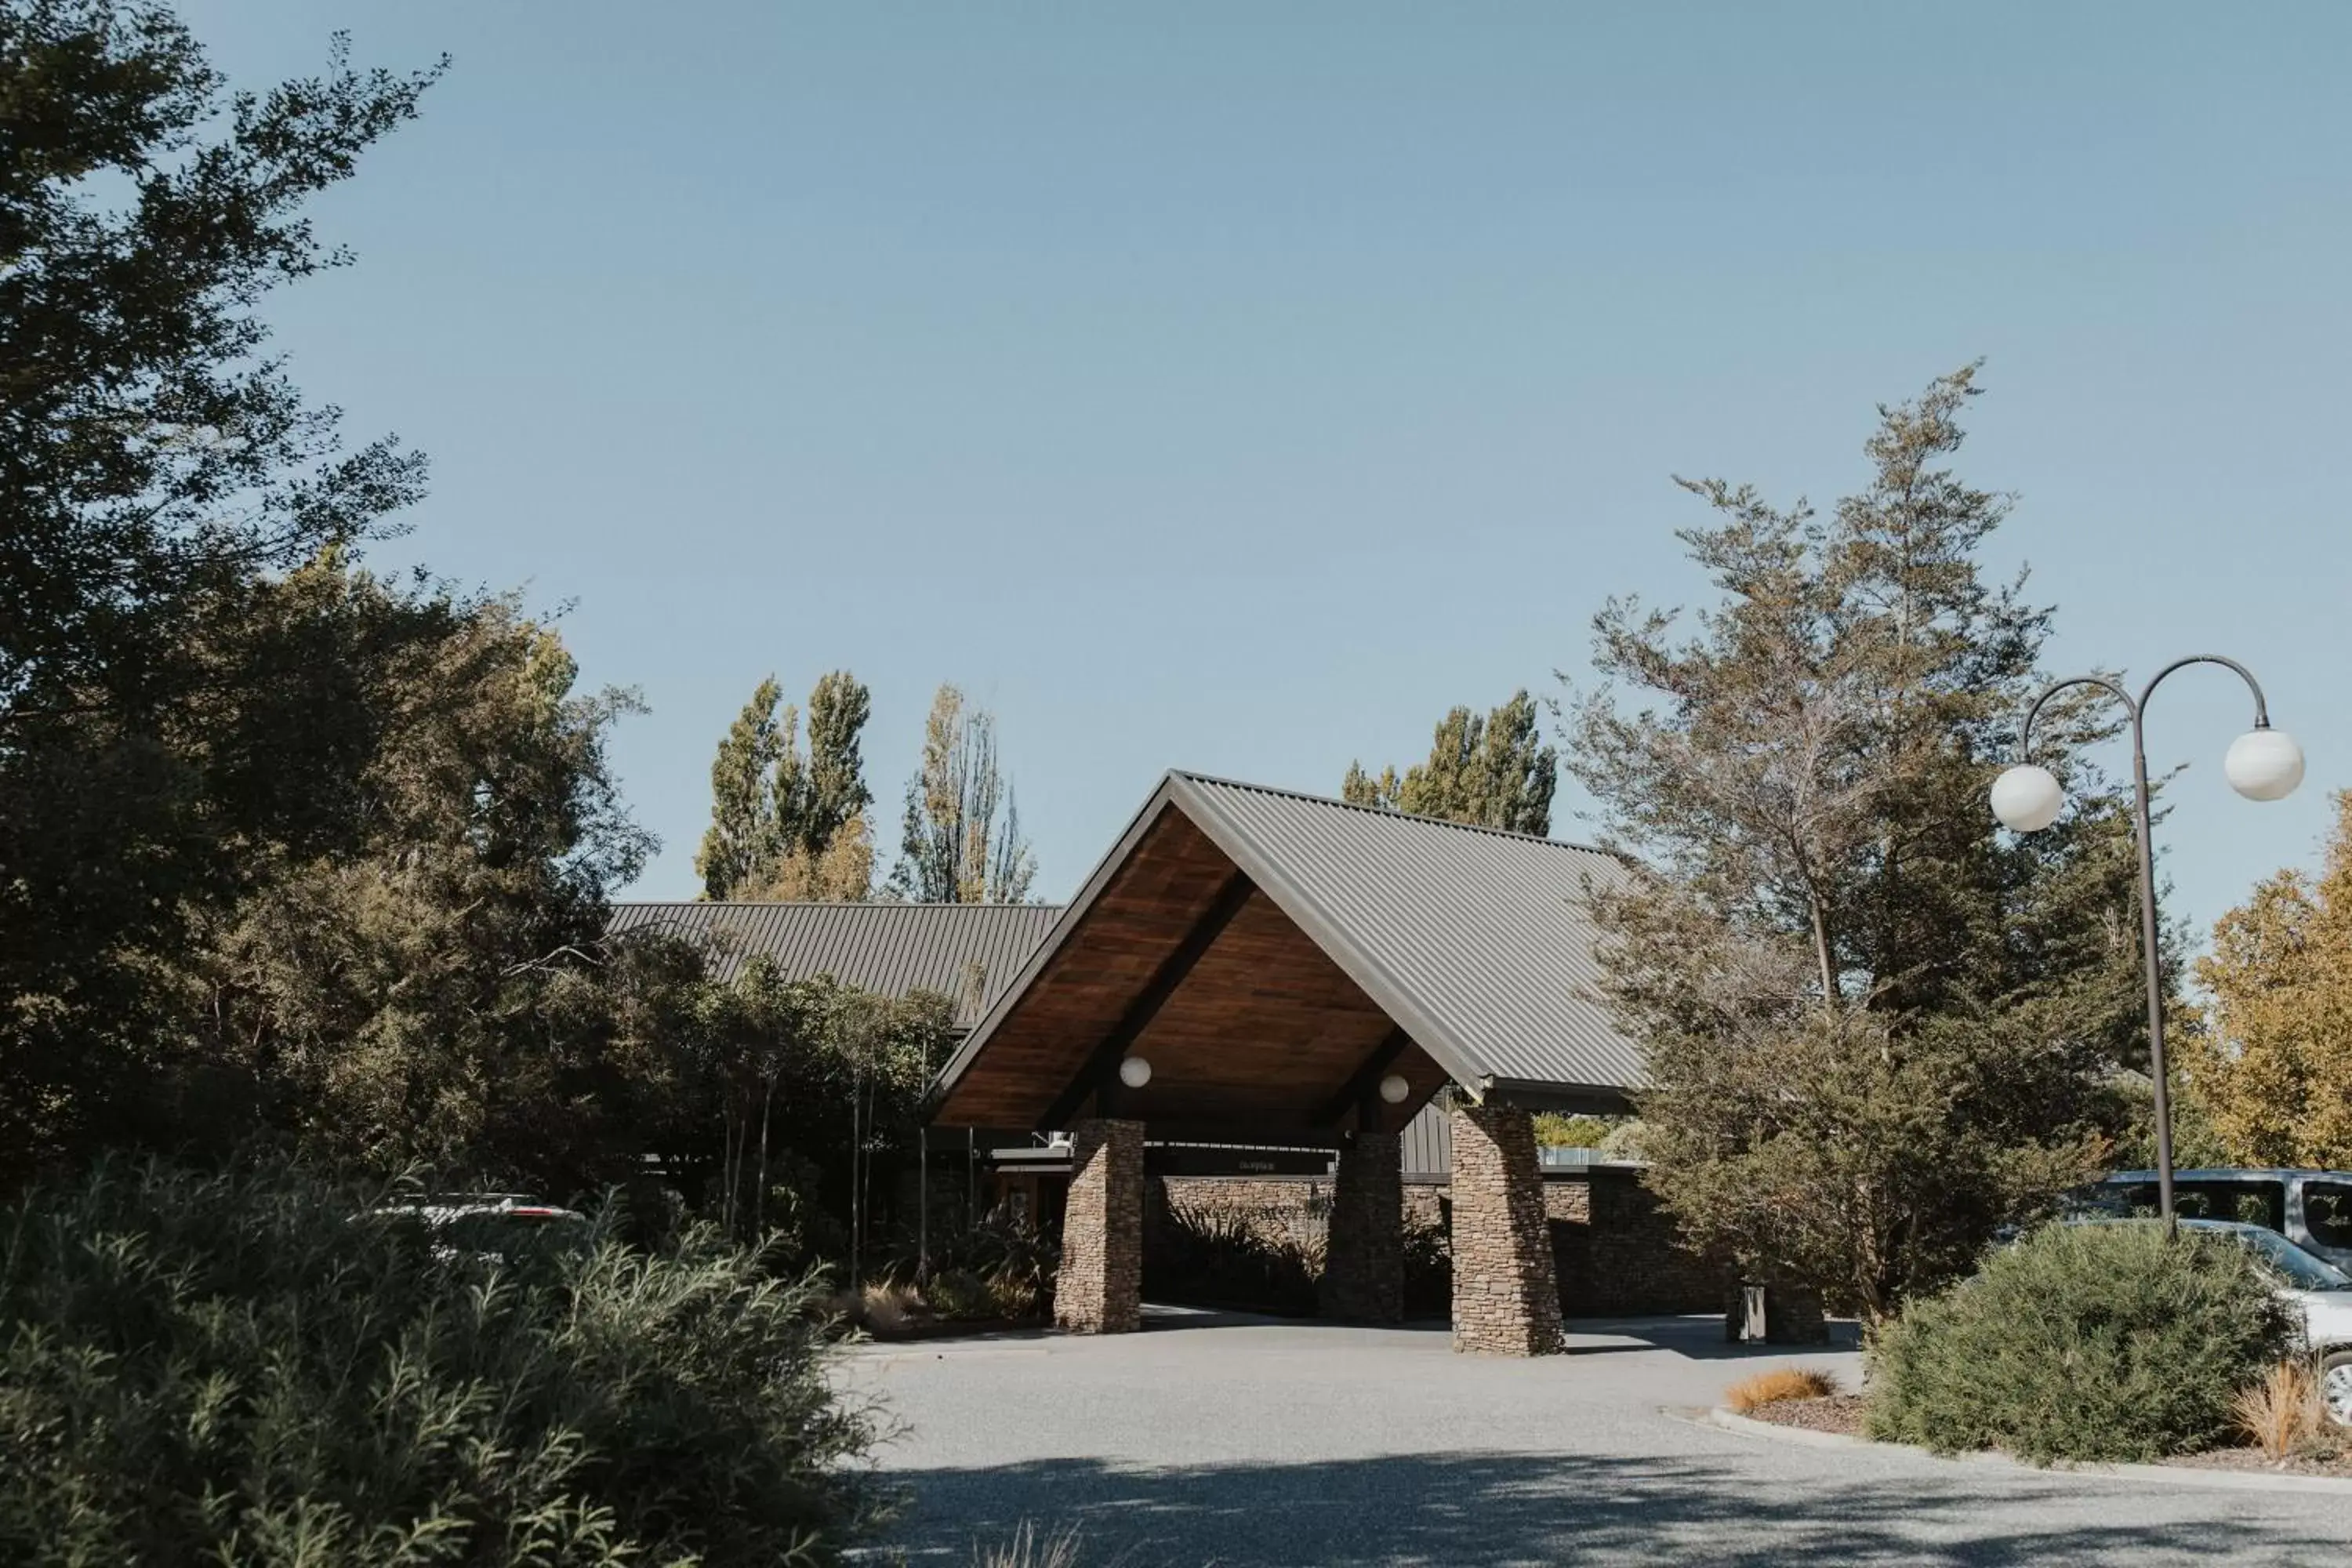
left=880, top=1449, right=2338, bottom=1567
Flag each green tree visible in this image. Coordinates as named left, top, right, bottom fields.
left=0, top=3, right=444, bottom=1181
left=1342, top=690, right=1556, bottom=833
left=184, top=564, right=653, bottom=1192
left=2188, top=789, right=2352, bottom=1167
left=888, top=684, right=1036, bottom=903
left=1563, top=365, right=2148, bottom=1317
left=694, top=670, right=874, bottom=901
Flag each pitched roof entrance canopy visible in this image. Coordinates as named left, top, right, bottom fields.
left=928, top=772, right=1641, bottom=1134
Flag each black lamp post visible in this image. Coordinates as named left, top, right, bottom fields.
left=1989, top=655, right=2303, bottom=1229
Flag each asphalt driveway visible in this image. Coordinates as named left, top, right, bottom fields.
left=842, top=1306, right=2352, bottom=1566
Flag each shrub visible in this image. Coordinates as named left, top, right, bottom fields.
left=1401, top=1214, right=1452, bottom=1317
left=986, top=1266, right=1041, bottom=1319
left=859, top=1280, right=921, bottom=1333
left=883, top=1212, right=1058, bottom=1307
left=1724, top=1367, right=1838, bottom=1413
left=2232, top=1361, right=2338, bottom=1462
left=1145, top=1203, right=1323, bottom=1316
left=926, top=1268, right=993, bottom=1319
left=1864, top=1222, right=2297, bottom=1463
left=0, top=1157, right=882, bottom=1566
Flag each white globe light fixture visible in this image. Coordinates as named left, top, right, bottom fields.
left=2224, top=728, right=2304, bottom=802
left=1377, top=1073, right=1411, bottom=1105
left=1116, top=1054, right=1152, bottom=1090
left=1989, top=764, right=2065, bottom=833
left=1998, top=652, right=2296, bottom=1232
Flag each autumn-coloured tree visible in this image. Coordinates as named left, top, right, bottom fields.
left=2190, top=790, right=2352, bottom=1167
left=1342, top=690, right=1557, bottom=834
left=694, top=672, right=874, bottom=901
left=888, top=685, right=1036, bottom=903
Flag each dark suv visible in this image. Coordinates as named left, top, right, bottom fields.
left=2086, top=1168, right=2352, bottom=1273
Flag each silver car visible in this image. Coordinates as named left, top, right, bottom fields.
left=2092, top=1168, right=2352, bottom=1273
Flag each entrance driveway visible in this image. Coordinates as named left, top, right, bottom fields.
left=844, top=1307, right=2352, bottom=1566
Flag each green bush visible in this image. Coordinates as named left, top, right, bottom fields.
left=1864, top=1221, right=2298, bottom=1463
left=0, top=1158, right=882, bottom=1566
left=1144, top=1203, right=1323, bottom=1316
left=925, top=1268, right=992, bottom=1319
left=1402, top=1214, right=1452, bottom=1318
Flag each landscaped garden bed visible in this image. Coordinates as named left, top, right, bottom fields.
left=1723, top=1221, right=2350, bottom=1480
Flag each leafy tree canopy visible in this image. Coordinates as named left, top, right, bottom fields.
left=1344, top=690, right=1556, bottom=834
left=695, top=670, right=873, bottom=901
left=2190, top=789, right=2352, bottom=1167
left=0, top=6, right=450, bottom=1181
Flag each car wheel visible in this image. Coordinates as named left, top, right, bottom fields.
left=2324, top=1351, right=2352, bottom=1428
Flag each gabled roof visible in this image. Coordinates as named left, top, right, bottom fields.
left=607, top=901, right=1063, bottom=1026
left=931, top=771, right=1642, bottom=1123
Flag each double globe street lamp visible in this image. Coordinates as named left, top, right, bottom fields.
left=1989, top=655, right=2304, bottom=1229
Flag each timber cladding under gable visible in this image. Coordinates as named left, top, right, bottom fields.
left=932, top=800, right=1456, bottom=1131
left=927, top=769, right=1646, bottom=1131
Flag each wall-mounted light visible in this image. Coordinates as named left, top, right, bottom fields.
left=1118, top=1055, right=1152, bottom=1089
left=1378, top=1073, right=1410, bottom=1105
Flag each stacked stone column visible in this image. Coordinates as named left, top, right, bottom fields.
left=1053, top=1118, right=1145, bottom=1334
left=1448, top=1101, right=1564, bottom=1355
left=1319, top=1127, right=1403, bottom=1323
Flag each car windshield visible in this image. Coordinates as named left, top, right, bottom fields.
left=2198, top=1222, right=2352, bottom=1291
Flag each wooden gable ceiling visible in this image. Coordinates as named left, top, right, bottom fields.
left=931, top=804, right=1447, bottom=1133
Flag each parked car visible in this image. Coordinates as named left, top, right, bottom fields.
left=364, top=1193, right=590, bottom=1263
left=2080, top=1168, right=2352, bottom=1273
left=2075, top=1217, right=2352, bottom=1425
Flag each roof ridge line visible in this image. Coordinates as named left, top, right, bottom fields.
left=1168, top=769, right=1617, bottom=856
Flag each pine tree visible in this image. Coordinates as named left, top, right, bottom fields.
left=1342, top=691, right=1558, bottom=833
left=887, top=685, right=1036, bottom=904
left=1564, top=365, right=2148, bottom=1316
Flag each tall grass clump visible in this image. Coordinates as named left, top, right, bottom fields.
left=1865, top=1221, right=2296, bottom=1464
left=2232, top=1360, right=2338, bottom=1463
left=1723, top=1367, right=1838, bottom=1414
left=0, top=1157, right=883, bottom=1566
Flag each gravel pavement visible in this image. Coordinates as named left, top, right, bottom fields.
left=841, top=1305, right=2352, bottom=1566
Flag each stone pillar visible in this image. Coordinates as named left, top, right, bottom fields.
left=1448, top=1102, right=1564, bottom=1356
left=1054, top=1118, right=1144, bottom=1334
left=1320, top=1128, right=1404, bottom=1323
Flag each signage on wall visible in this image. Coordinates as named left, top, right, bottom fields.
left=1144, top=1145, right=1339, bottom=1178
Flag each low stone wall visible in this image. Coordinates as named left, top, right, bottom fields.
left=1153, top=1167, right=1730, bottom=1318
left=1149, top=1175, right=1331, bottom=1250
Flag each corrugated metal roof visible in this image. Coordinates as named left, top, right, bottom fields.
left=606, top=902, right=1063, bottom=1026
left=1167, top=772, right=1642, bottom=1094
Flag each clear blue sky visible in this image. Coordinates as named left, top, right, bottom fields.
left=184, top=2, right=2352, bottom=944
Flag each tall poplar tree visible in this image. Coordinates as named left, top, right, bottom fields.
left=695, top=672, right=873, bottom=901
left=887, top=685, right=1036, bottom=904
left=1564, top=365, right=2149, bottom=1316
left=1342, top=690, right=1557, bottom=834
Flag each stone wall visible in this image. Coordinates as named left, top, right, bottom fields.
left=1448, top=1102, right=1564, bottom=1356
left=1149, top=1176, right=1331, bottom=1251
left=1145, top=1167, right=1729, bottom=1319
left=1549, top=1174, right=1733, bottom=1316
left=1054, top=1118, right=1143, bottom=1334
